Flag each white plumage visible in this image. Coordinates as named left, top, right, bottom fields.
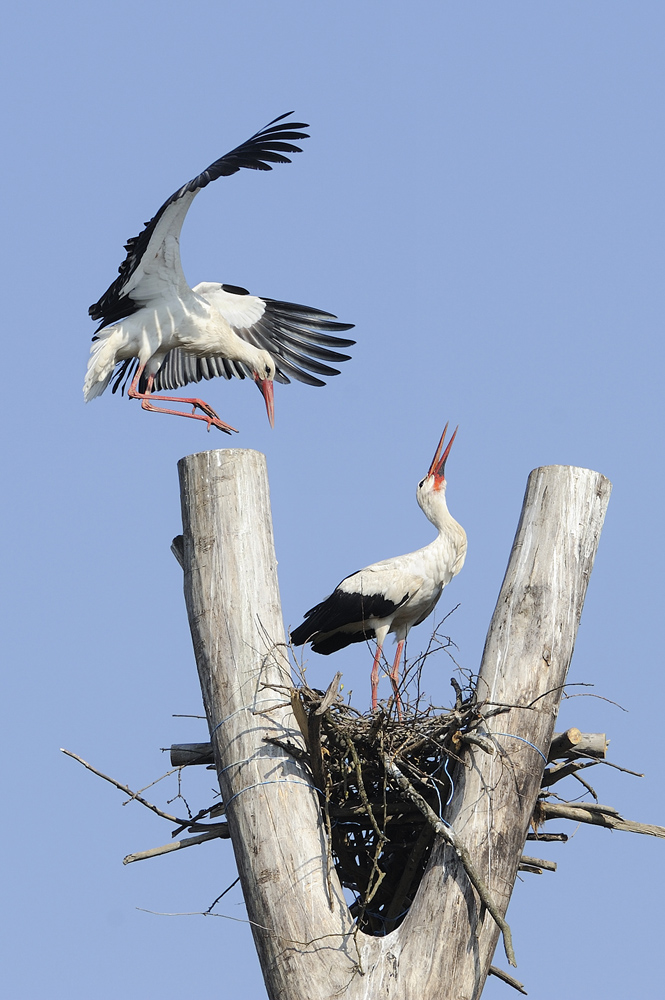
left=291, top=425, right=467, bottom=714
left=84, top=113, right=354, bottom=432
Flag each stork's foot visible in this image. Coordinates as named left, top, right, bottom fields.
left=127, top=368, right=238, bottom=434
left=185, top=397, right=239, bottom=434
left=127, top=384, right=238, bottom=434
left=141, top=397, right=238, bottom=434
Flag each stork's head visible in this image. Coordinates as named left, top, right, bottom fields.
left=252, top=352, right=276, bottom=428
left=417, top=423, right=458, bottom=509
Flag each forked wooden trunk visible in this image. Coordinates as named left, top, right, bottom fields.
left=178, top=450, right=610, bottom=1000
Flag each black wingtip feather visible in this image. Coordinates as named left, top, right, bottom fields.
left=89, top=114, right=310, bottom=330
left=291, top=589, right=404, bottom=651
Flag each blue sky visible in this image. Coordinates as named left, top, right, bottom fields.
left=2, top=3, right=664, bottom=997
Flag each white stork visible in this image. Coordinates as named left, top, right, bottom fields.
left=291, top=425, right=467, bottom=715
left=84, top=113, right=354, bottom=433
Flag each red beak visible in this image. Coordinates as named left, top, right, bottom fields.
left=256, top=377, right=275, bottom=428
left=427, top=422, right=458, bottom=486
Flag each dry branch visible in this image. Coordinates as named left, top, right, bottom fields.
left=541, top=759, right=599, bottom=786
left=61, top=749, right=190, bottom=827
left=519, top=856, right=556, bottom=872
left=536, top=801, right=665, bottom=838
left=488, top=967, right=528, bottom=994
left=383, top=754, right=517, bottom=966
left=123, top=825, right=229, bottom=865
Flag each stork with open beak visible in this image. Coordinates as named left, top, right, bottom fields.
left=290, top=425, right=467, bottom=715
left=84, top=113, right=354, bottom=433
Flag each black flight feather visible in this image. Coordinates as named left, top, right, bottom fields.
left=89, top=113, right=309, bottom=332
left=149, top=295, right=355, bottom=392
left=290, top=589, right=409, bottom=652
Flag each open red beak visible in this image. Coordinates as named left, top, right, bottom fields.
left=256, top=378, right=275, bottom=428
left=427, top=422, right=458, bottom=486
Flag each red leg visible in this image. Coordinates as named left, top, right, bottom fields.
left=370, top=643, right=384, bottom=711
left=127, top=368, right=237, bottom=435
left=389, top=640, right=405, bottom=720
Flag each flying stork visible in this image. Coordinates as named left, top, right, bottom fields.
left=84, top=113, right=354, bottom=433
left=290, top=425, right=467, bottom=715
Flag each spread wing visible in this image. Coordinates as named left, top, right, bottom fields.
left=151, top=284, right=355, bottom=389
left=89, top=113, right=309, bottom=332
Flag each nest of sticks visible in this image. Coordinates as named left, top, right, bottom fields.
left=278, top=664, right=492, bottom=936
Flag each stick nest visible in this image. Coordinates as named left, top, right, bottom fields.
left=275, top=670, right=488, bottom=936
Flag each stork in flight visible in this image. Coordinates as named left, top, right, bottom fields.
left=290, top=425, right=467, bottom=715
left=84, top=113, right=354, bottom=433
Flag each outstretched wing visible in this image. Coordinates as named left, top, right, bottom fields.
left=89, top=113, right=309, bottom=332
left=151, top=284, right=355, bottom=389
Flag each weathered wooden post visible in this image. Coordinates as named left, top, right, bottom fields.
left=178, top=450, right=610, bottom=999
left=178, top=449, right=358, bottom=998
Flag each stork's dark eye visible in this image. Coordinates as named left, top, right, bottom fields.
left=265, top=365, right=271, bottom=377
left=418, top=479, right=425, bottom=489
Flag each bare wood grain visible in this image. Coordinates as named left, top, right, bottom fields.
left=178, top=450, right=357, bottom=1000
left=548, top=730, right=607, bottom=760
left=178, top=455, right=610, bottom=999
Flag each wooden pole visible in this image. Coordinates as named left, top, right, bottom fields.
left=178, top=449, right=357, bottom=999
left=178, top=453, right=610, bottom=999
left=394, top=465, right=611, bottom=997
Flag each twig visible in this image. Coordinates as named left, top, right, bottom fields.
left=345, top=737, right=387, bottom=845
left=526, top=682, right=594, bottom=708
left=382, top=754, right=517, bottom=967
left=123, top=825, right=229, bottom=865
left=541, top=760, right=599, bottom=787
left=488, top=966, right=528, bottom=994
left=572, top=772, right=598, bottom=800
left=206, top=877, right=241, bottom=913
left=171, top=806, right=220, bottom=837
left=61, top=748, right=192, bottom=827
left=596, top=759, right=644, bottom=777
left=559, top=691, right=628, bottom=712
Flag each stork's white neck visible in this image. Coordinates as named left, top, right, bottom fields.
left=416, top=481, right=467, bottom=563
left=418, top=482, right=453, bottom=531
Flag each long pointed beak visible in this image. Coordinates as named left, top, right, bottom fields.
left=256, top=378, right=275, bottom=428
left=427, top=422, right=458, bottom=484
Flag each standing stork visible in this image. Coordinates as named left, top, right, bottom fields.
left=84, top=113, right=354, bottom=433
left=290, top=425, right=467, bottom=715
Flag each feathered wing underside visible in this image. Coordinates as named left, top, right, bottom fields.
left=151, top=288, right=355, bottom=390
left=89, top=113, right=309, bottom=332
